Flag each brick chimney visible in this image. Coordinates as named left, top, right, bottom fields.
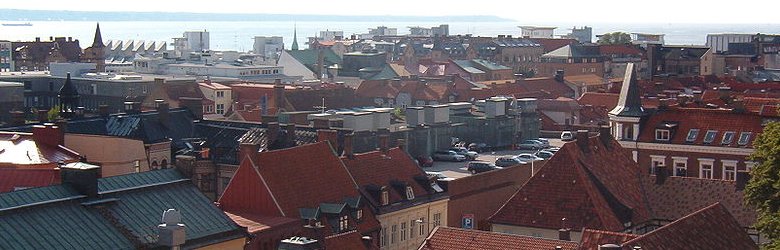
left=179, top=97, right=203, bottom=120
left=267, top=122, right=280, bottom=145
left=312, top=118, right=330, bottom=129
left=343, top=133, right=354, bottom=158
left=239, top=143, right=260, bottom=162
left=155, top=99, right=170, bottom=126
left=558, top=228, right=571, bottom=241
left=575, top=130, right=589, bottom=151
left=274, top=84, right=285, bottom=112
left=124, top=101, right=138, bottom=114
left=32, top=123, right=64, bottom=148
left=38, top=109, right=49, bottom=122
left=554, top=70, right=565, bottom=83
left=655, top=164, right=668, bottom=185
left=378, top=134, right=389, bottom=154
left=736, top=170, right=750, bottom=191
left=396, top=139, right=406, bottom=151
left=599, top=125, right=612, bottom=147
left=285, top=123, right=297, bottom=146
left=317, top=129, right=339, bottom=151
left=60, top=161, right=101, bottom=197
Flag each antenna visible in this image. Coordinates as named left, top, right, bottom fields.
left=313, top=98, right=327, bottom=113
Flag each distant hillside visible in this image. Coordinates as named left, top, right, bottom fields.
left=0, top=9, right=513, bottom=22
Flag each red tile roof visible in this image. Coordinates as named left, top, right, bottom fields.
left=0, top=168, right=60, bottom=193
left=640, top=176, right=756, bottom=229
left=598, top=44, right=644, bottom=56
left=323, top=230, right=373, bottom=250
left=578, top=229, right=637, bottom=250
left=489, top=136, right=650, bottom=232
left=621, top=203, right=758, bottom=250
left=342, top=148, right=435, bottom=207
left=578, top=92, right=619, bottom=110
left=419, top=227, right=579, bottom=250
left=224, top=211, right=298, bottom=234
left=636, top=107, right=763, bottom=147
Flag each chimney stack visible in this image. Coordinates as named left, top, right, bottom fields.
left=554, top=70, right=565, bottom=83
left=312, top=118, right=330, bottom=129
left=285, top=124, right=297, bottom=146
left=32, top=123, right=64, bottom=148
left=317, top=129, right=340, bottom=154
left=598, top=244, right=622, bottom=250
left=60, top=161, right=101, bottom=197
left=124, top=101, right=138, bottom=114
left=655, top=164, right=668, bottom=185
left=98, top=104, right=110, bottom=117
left=736, top=170, right=750, bottom=191
left=157, top=209, right=186, bottom=248
left=378, top=134, right=389, bottom=154
left=558, top=228, right=571, bottom=241
left=267, top=122, right=280, bottom=144
left=10, top=111, right=25, bottom=126
left=179, top=97, right=203, bottom=120
left=599, top=125, right=612, bottom=147
left=396, top=139, right=406, bottom=151
left=38, top=109, right=49, bottom=122
left=274, top=84, right=286, bottom=112
left=343, top=133, right=355, bottom=158
left=575, top=129, right=589, bottom=151
left=155, top=99, right=170, bottom=126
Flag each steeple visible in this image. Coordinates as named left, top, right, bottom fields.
left=58, top=73, right=80, bottom=118
left=291, top=24, right=299, bottom=51
left=609, top=63, right=645, bottom=117
left=92, top=23, right=105, bottom=48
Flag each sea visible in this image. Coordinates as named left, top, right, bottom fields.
left=1, top=21, right=779, bottom=51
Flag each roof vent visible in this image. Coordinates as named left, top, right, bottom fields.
left=158, top=209, right=186, bottom=248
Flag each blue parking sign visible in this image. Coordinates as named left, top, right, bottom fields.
left=462, top=214, right=474, bottom=229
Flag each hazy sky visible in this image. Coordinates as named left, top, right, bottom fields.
left=3, top=0, right=780, bottom=24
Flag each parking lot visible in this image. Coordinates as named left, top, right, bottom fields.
left=424, top=138, right=566, bottom=179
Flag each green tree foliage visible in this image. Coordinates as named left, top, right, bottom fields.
left=597, top=32, right=632, bottom=45
left=47, top=105, right=60, bottom=121
left=745, top=121, right=780, bottom=249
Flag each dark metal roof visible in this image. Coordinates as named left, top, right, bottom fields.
left=58, top=73, right=79, bottom=98
left=195, top=120, right=319, bottom=165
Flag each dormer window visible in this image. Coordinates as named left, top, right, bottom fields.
left=381, top=190, right=389, bottom=205
left=655, top=129, right=670, bottom=141
left=738, top=132, right=751, bottom=146
left=703, top=130, right=717, bottom=144
left=722, top=131, right=735, bottom=145
left=356, top=209, right=363, bottom=220
left=339, top=215, right=349, bottom=232
left=686, top=129, right=699, bottom=142
left=405, top=186, right=415, bottom=200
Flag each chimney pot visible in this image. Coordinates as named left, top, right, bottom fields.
left=60, top=162, right=101, bottom=197
left=317, top=129, right=340, bottom=153
left=285, top=124, right=297, bottom=146
left=378, top=134, right=389, bottom=153
left=343, top=133, right=355, bottom=158
left=575, top=130, right=589, bottom=151
left=267, top=122, right=280, bottom=144
left=558, top=228, right=571, bottom=241
left=555, top=70, right=565, bottom=83
left=599, top=125, right=612, bottom=146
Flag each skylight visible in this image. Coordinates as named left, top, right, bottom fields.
left=686, top=129, right=699, bottom=142
left=738, top=132, right=752, bottom=146
left=722, top=131, right=735, bottom=145
left=703, top=130, right=717, bottom=144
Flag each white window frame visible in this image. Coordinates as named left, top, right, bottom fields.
left=419, top=217, right=426, bottom=236
left=339, top=215, right=349, bottom=231
left=686, top=129, right=699, bottom=142
left=433, top=213, right=442, bottom=227
left=655, top=129, right=670, bottom=141
left=400, top=222, right=407, bottom=242
left=650, top=155, right=666, bottom=175
left=391, top=224, right=398, bottom=244
left=356, top=209, right=362, bottom=220
left=699, top=158, right=715, bottom=179
left=381, top=190, right=389, bottom=205
left=745, top=161, right=757, bottom=172
left=216, top=91, right=224, bottom=98
left=672, top=156, right=688, bottom=177
left=722, top=131, right=735, bottom=145
left=703, top=130, right=717, bottom=144
left=738, top=132, right=752, bottom=146
left=381, top=227, right=388, bottom=247
left=406, top=186, right=415, bottom=200
left=722, top=160, right=738, bottom=181
left=216, top=104, right=225, bottom=114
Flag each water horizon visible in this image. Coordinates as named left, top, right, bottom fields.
left=1, top=20, right=779, bottom=52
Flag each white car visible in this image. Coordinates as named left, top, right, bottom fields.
left=516, top=153, right=544, bottom=163
left=561, top=131, right=574, bottom=141
left=426, top=171, right=454, bottom=181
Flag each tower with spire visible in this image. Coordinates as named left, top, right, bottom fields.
left=58, top=73, right=80, bottom=119
left=609, top=63, right=647, bottom=142
left=83, top=23, right=106, bottom=72
left=291, top=24, right=299, bottom=51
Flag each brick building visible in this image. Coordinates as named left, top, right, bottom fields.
left=11, top=36, right=82, bottom=71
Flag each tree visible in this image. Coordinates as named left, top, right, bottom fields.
left=745, top=121, right=780, bottom=249
left=597, top=32, right=632, bottom=45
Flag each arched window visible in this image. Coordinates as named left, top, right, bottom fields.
left=151, top=161, right=159, bottom=170
left=161, top=159, right=168, bottom=169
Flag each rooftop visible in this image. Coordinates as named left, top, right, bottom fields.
left=419, top=227, right=578, bottom=250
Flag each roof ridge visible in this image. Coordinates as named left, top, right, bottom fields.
left=621, top=202, right=729, bottom=246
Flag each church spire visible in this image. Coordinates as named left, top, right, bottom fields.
left=609, top=63, right=646, bottom=117
left=92, top=23, right=105, bottom=48
left=58, top=72, right=80, bottom=118
left=291, top=24, right=299, bottom=51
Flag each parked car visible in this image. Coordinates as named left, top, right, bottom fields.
left=450, top=147, right=478, bottom=160
left=517, top=140, right=546, bottom=150
left=516, top=153, right=544, bottom=163
left=426, top=171, right=454, bottom=181
left=535, top=138, right=550, bottom=148
left=535, top=150, right=554, bottom=160
left=546, top=147, right=561, bottom=153
left=432, top=150, right=467, bottom=162
left=467, top=142, right=490, bottom=153
left=416, top=155, right=434, bottom=168
left=466, top=161, right=501, bottom=174
left=561, top=131, right=574, bottom=141
left=495, top=156, right=524, bottom=167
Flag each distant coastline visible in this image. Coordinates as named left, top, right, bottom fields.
left=0, top=9, right=513, bottom=22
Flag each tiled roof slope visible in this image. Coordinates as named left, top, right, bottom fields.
left=641, top=176, right=756, bottom=228
left=636, top=107, right=763, bottom=147
left=0, top=169, right=244, bottom=249
left=621, top=203, right=758, bottom=250
left=489, top=136, right=650, bottom=232
left=0, top=132, right=80, bottom=166
left=577, top=229, right=637, bottom=250
left=418, top=227, right=579, bottom=250
left=0, top=168, right=60, bottom=192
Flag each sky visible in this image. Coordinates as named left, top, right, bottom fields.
left=2, top=0, right=780, bottom=24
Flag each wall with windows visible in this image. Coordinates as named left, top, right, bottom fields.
left=377, top=199, right=448, bottom=250
left=635, top=148, right=752, bottom=180
left=64, top=134, right=149, bottom=177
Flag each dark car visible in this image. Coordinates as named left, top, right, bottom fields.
left=432, top=150, right=467, bottom=162
left=495, top=156, right=524, bottom=167
left=467, top=142, right=489, bottom=153
left=466, top=161, right=501, bottom=174
left=416, top=155, right=434, bottom=168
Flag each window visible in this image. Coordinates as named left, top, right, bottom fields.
left=738, top=132, right=751, bottom=146
left=381, top=190, right=389, bottom=205
left=91, top=84, right=97, bottom=95
left=216, top=91, right=224, bottom=98
left=745, top=161, right=757, bottom=172
left=419, top=217, right=426, bottom=236
left=699, top=159, right=714, bottom=179
left=672, top=157, right=688, bottom=177
left=400, top=222, right=407, bottom=242
left=722, top=131, right=735, bottom=145
left=703, top=130, right=717, bottom=144
left=216, top=104, right=225, bottom=114
left=686, top=129, right=699, bottom=142
left=405, top=186, right=415, bottom=200
left=433, top=213, right=442, bottom=227
left=356, top=209, right=362, bottom=220
left=134, top=160, right=141, bottom=173
left=650, top=155, right=665, bottom=175
left=339, top=215, right=349, bottom=232
left=655, top=129, right=670, bottom=141
left=391, top=225, right=397, bottom=244
left=722, top=160, right=737, bottom=181
left=410, top=220, right=416, bottom=239
left=381, top=227, right=388, bottom=247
